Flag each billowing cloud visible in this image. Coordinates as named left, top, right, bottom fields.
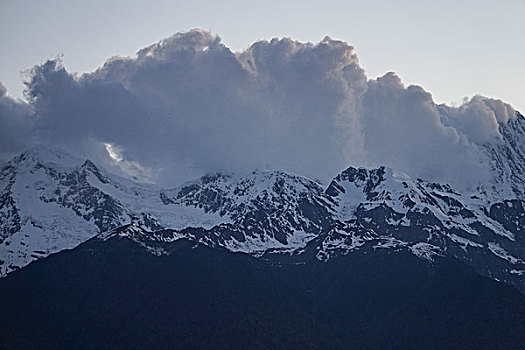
left=359, top=73, right=494, bottom=189
left=0, top=29, right=519, bottom=190
left=438, top=95, right=516, bottom=144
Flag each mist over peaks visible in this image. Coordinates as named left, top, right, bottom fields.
left=0, top=29, right=518, bottom=190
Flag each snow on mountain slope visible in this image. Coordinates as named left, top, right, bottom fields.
left=159, top=170, right=334, bottom=251
left=0, top=148, right=333, bottom=274
left=90, top=167, right=335, bottom=253
left=95, top=159, right=525, bottom=291
left=0, top=150, right=125, bottom=274
left=321, top=164, right=525, bottom=292
left=482, top=111, right=525, bottom=199
left=326, top=166, right=514, bottom=240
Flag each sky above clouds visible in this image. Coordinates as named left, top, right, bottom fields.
left=0, top=1, right=523, bottom=189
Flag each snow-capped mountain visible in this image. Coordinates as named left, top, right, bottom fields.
left=316, top=165, right=525, bottom=288
left=0, top=149, right=333, bottom=274
left=482, top=111, right=525, bottom=198
left=1, top=112, right=525, bottom=294
left=94, top=162, right=525, bottom=293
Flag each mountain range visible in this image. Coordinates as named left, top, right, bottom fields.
left=1, top=112, right=525, bottom=348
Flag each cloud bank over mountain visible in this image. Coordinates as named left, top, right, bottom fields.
left=0, top=29, right=518, bottom=189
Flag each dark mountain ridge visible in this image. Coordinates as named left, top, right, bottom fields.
left=1, top=230, right=525, bottom=349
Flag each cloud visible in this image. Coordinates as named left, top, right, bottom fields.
left=103, top=142, right=153, bottom=182
left=0, top=29, right=519, bottom=190
left=0, top=82, right=35, bottom=160
left=360, top=73, right=492, bottom=189
left=438, top=95, right=516, bottom=144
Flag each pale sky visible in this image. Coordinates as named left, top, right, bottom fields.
left=1, top=0, right=524, bottom=112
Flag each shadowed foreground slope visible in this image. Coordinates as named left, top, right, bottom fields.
left=1, top=235, right=525, bottom=349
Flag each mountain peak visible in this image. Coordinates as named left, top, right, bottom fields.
left=78, top=159, right=110, bottom=184
left=11, top=146, right=84, bottom=170
left=481, top=111, right=525, bottom=199
left=325, top=165, right=396, bottom=198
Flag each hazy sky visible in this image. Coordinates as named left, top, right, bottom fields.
left=1, top=0, right=524, bottom=112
